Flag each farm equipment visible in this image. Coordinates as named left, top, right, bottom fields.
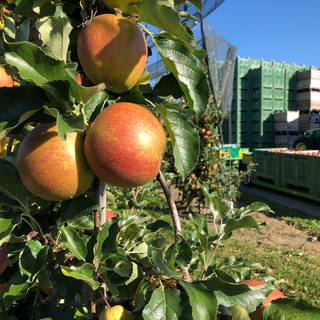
left=294, top=127, right=320, bottom=150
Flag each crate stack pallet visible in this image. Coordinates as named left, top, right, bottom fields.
left=296, top=68, right=320, bottom=132
left=222, top=57, right=304, bottom=149
left=273, top=110, right=299, bottom=148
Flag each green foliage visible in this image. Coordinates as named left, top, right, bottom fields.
left=0, top=1, right=318, bottom=319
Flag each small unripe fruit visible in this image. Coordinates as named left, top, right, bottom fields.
left=77, top=14, right=147, bottom=94
left=99, top=305, right=135, bottom=320
left=190, top=173, right=197, bottom=180
left=84, top=102, right=166, bottom=188
left=17, top=124, right=94, bottom=201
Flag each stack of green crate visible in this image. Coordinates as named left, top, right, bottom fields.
left=222, top=57, right=305, bottom=149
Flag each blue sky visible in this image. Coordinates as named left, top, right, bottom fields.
left=208, top=0, right=320, bottom=68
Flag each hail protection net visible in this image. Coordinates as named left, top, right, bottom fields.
left=147, top=0, right=236, bottom=114
left=201, top=18, right=236, bottom=113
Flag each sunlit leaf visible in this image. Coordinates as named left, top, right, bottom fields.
left=36, top=7, right=72, bottom=61
left=224, top=216, right=260, bottom=234
left=5, top=41, right=66, bottom=86
left=153, top=35, right=209, bottom=118
left=143, top=287, right=182, bottom=320
left=263, top=298, right=320, bottom=319
left=136, top=0, right=194, bottom=49
left=61, top=263, right=99, bottom=290
left=179, top=280, right=218, bottom=320
left=60, top=226, right=87, bottom=261
left=157, top=104, right=199, bottom=177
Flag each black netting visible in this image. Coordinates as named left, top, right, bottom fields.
left=147, top=0, right=236, bottom=115
left=202, top=18, right=236, bottom=113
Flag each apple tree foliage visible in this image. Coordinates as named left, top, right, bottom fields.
left=0, top=1, right=319, bottom=319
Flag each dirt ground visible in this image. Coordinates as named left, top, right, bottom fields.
left=232, top=212, right=320, bottom=259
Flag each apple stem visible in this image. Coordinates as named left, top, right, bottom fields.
left=99, top=288, right=111, bottom=308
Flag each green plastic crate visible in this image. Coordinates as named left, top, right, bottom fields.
left=253, top=148, right=284, bottom=185
left=279, top=151, right=320, bottom=195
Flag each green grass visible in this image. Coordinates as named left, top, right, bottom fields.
left=216, top=239, right=320, bottom=307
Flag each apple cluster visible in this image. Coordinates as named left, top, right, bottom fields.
left=15, top=12, right=167, bottom=201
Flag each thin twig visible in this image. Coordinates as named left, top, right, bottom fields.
left=99, top=288, right=111, bottom=308
left=99, top=180, right=107, bottom=226
left=157, top=170, right=182, bottom=239
left=94, top=180, right=107, bottom=230
left=157, top=171, right=192, bottom=282
left=202, top=232, right=225, bottom=279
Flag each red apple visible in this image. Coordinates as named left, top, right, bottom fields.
left=77, top=14, right=147, bottom=94
left=84, top=102, right=166, bottom=187
left=0, top=65, right=14, bottom=87
left=16, top=123, right=94, bottom=201
left=241, top=280, right=286, bottom=320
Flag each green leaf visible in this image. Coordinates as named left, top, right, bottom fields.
left=143, top=287, right=182, bottom=320
left=264, top=298, right=320, bottom=319
left=137, top=0, right=193, bottom=48
left=2, top=276, right=30, bottom=310
left=151, top=248, right=181, bottom=277
left=60, top=226, right=87, bottom=261
left=19, top=240, right=49, bottom=280
left=0, top=212, right=21, bottom=246
left=15, top=19, right=30, bottom=42
left=94, top=220, right=120, bottom=261
left=224, top=216, right=260, bottom=234
left=210, top=195, right=231, bottom=219
left=153, top=73, right=184, bottom=98
left=153, top=35, right=209, bottom=118
left=231, top=305, right=251, bottom=320
left=61, top=263, right=100, bottom=290
left=0, top=86, right=47, bottom=138
left=3, top=15, right=16, bottom=39
left=56, top=113, right=86, bottom=139
left=83, top=91, right=108, bottom=122
left=58, top=196, right=97, bottom=230
left=179, top=280, right=218, bottom=320
left=0, top=160, right=30, bottom=213
left=36, top=8, right=73, bottom=62
left=5, top=41, right=66, bottom=86
left=237, top=202, right=273, bottom=218
left=203, top=277, right=273, bottom=314
left=200, top=183, right=219, bottom=221
left=66, top=69, right=107, bottom=104
left=157, top=105, right=199, bottom=176
left=175, top=237, right=192, bottom=268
